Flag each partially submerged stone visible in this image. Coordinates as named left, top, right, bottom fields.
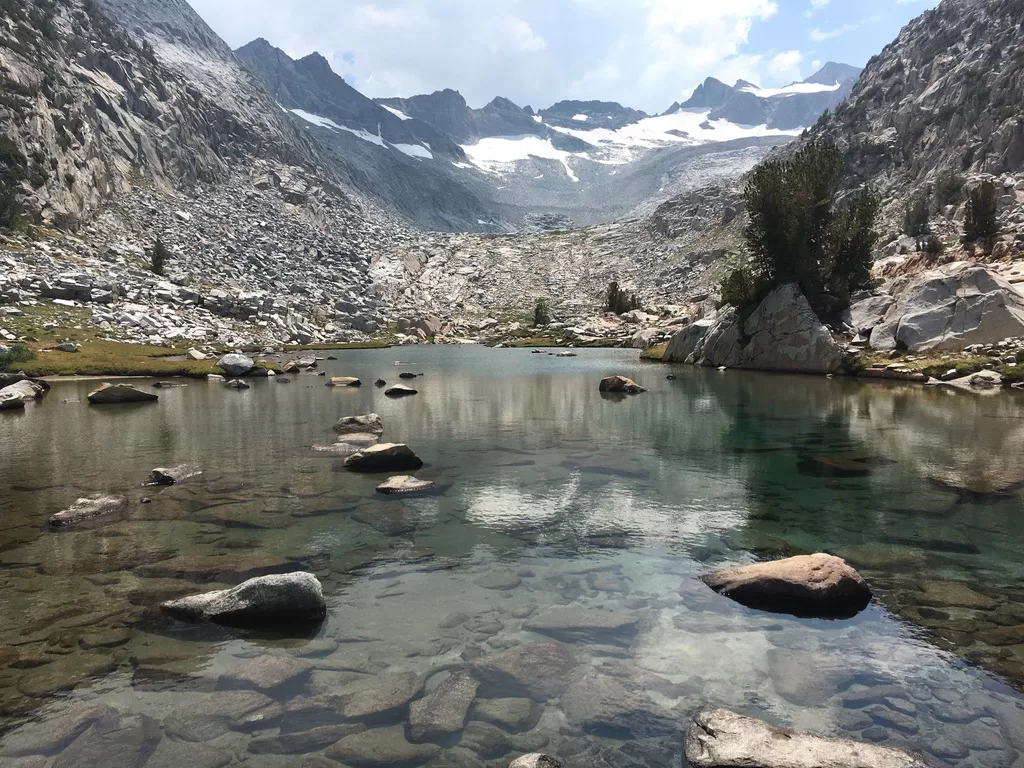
left=344, top=443, right=424, bottom=473
left=225, top=378, right=251, bottom=389
left=685, top=709, right=933, bottom=768
left=49, top=495, right=129, bottom=527
left=217, top=353, right=255, bottom=377
left=146, top=464, right=202, bottom=486
left=0, top=390, right=25, bottom=411
left=87, top=383, right=158, bottom=404
left=384, top=384, right=418, bottom=397
left=508, top=756, right=563, bottom=768
left=599, top=375, right=647, bottom=394
left=376, top=476, right=435, bottom=494
left=160, top=572, right=327, bottom=628
left=333, top=413, right=384, bottom=436
left=327, top=377, right=362, bottom=387
left=408, top=671, right=478, bottom=742
left=702, top=553, right=872, bottom=618
left=0, top=379, right=47, bottom=403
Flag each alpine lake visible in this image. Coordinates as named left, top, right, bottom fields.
left=1, top=346, right=1024, bottom=768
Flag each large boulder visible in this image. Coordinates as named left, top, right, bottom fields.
left=49, top=495, right=130, bottom=527
left=333, top=413, right=384, bottom=436
left=385, top=385, right=418, bottom=397
left=702, top=553, right=872, bottom=618
left=87, top=383, right=158, bottom=404
left=160, top=572, right=326, bottom=628
left=630, top=328, right=659, bottom=349
left=685, top=709, right=933, bottom=768
left=343, top=443, right=424, bottom=472
left=327, top=377, right=362, bottom=388
left=841, top=294, right=895, bottom=334
left=869, top=264, right=1024, bottom=351
left=0, top=379, right=47, bottom=403
left=692, top=284, right=842, bottom=373
left=0, top=390, right=25, bottom=410
left=411, top=315, right=444, bottom=338
left=216, top=354, right=256, bottom=377
left=599, top=375, right=646, bottom=394
left=662, top=318, right=715, bottom=362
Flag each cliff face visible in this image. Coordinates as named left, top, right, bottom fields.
left=0, top=0, right=324, bottom=228
left=808, top=0, right=1024, bottom=194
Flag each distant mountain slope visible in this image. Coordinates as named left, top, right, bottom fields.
left=666, top=62, right=862, bottom=131
left=806, top=0, right=1024, bottom=194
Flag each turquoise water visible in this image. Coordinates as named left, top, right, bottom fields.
left=1, top=347, right=1023, bottom=767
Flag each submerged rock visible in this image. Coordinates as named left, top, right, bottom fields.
left=508, top=756, right=563, bottom=768
left=702, top=553, right=872, bottom=618
left=341, top=672, right=423, bottom=721
left=49, top=495, right=129, bottom=527
left=217, top=354, right=255, bottom=377
left=473, top=643, right=580, bottom=700
left=376, top=476, right=435, bottom=494
left=146, top=464, right=202, bottom=486
left=344, top=443, right=424, bottom=473
left=333, top=413, right=385, bottom=436
left=524, top=607, right=639, bottom=645
left=0, top=390, right=25, bottom=410
left=385, top=384, right=418, bottom=397
left=327, top=726, right=441, bottom=768
left=0, top=379, right=47, bottom=403
left=562, top=669, right=675, bottom=738
left=219, top=655, right=314, bottom=693
left=160, top=572, right=327, bottom=628
left=685, top=709, right=933, bottom=768
left=408, top=671, right=479, bottom=742
left=225, top=378, right=251, bottom=389
left=598, top=375, right=647, bottom=394
left=87, top=383, right=158, bottom=404
left=327, top=377, right=362, bottom=387
left=473, top=698, right=536, bottom=733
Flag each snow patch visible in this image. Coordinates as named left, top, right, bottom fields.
left=289, top=109, right=387, bottom=148
left=382, top=105, right=412, bottom=120
left=739, top=82, right=842, bottom=98
left=572, top=114, right=589, bottom=122
left=461, top=134, right=581, bottom=183
left=532, top=115, right=543, bottom=123
left=393, top=143, right=433, bottom=160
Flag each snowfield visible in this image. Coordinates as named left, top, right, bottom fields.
left=738, top=81, right=842, bottom=98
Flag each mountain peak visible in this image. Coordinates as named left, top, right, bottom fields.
left=803, top=61, right=862, bottom=86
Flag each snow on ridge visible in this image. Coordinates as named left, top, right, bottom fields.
left=382, top=104, right=412, bottom=120
left=572, top=114, right=589, bottom=122
left=394, top=143, right=433, bottom=160
left=738, top=81, right=842, bottom=98
left=460, top=134, right=580, bottom=183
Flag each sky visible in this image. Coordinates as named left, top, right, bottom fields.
left=186, top=0, right=938, bottom=113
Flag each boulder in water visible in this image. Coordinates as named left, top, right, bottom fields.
left=685, top=709, right=933, bottom=768
left=1, top=379, right=48, bottom=403
left=385, top=385, right=418, bottom=397
left=224, top=379, right=251, bottom=390
left=508, top=756, right=563, bottom=768
left=333, top=413, right=384, bottom=436
left=216, top=354, right=255, bottom=377
left=376, top=476, right=435, bottom=494
left=0, top=390, right=25, bottom=411
left=87, top=383, right=158, bottom=404
left=344, top=443, right=424, bottom=473
left=49, top=495, right=130, bottom=527
left=408, top=670, right=478, bottom=742
left=702, top=553, right=872, bottom=618
left=160, top=572, right=327, bottom=628
left=599, top=375, right=646, bottom=394
left=375, top=379, right=387, bottom=387
left=146, top=464, right=202, bottom=486
left=327, top=377, right=362, bottom=387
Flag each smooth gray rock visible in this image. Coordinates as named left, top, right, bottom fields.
left=508, top=756, right=563, bottom=768
left=385, top=384, right=418, bottom=397
left=408, top=671, right=479, bottom=742
left=842, top=294, right=895, bottom=333
left=663, top=317, right=715, bottom=362
left=342, top=672, right=423, bottom=721
left=0, top=390, right=26, bottom=410
left=161, top=572, right=327, bottom=628
left=225, top=378, right=251, bottom=389
left=376, top=475, right=435, bottom=494
left=0, top=380, right=46, bottom=404
left=326, top=726, right=441, bottom=767
left=869, top=265, right=1024, bottom=351
left=49, top=495, right=129, bottom=527
left=473, top=698, right=536, bottom=733
left=217, top=353, right=255, bottom=377
left=333, top=413, right=384, bottom=436
left=162, top=691, right=280, bottom=742
left=685, top=709, right=934, bottom=768
left=562, top=670, right=675, bottom=738
left=219, top=655, right=314, bottom=693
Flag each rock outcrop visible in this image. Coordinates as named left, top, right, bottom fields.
left=677, top=284, right=843, bottom=373
left=161, top=572, right=327, bottom=628
left=598, top=376, right=647, bottom=394
left=146, top=464, right=202, bottom=486
left=867, top=265, right=1024, bottom=351
left=376, top=476, right=435, bottom=494
left=685, top=709, right=933, bottom=768
left=343, top=443, right=424, bottom=472
left=49, top=495, right=130, bottom=527
left=87, top=383, right=159, bottom=404
left=702, top=553, right=872, bottom=618
left=217, top=354, right=256, bottom=377
left=333, top=413, right=385, bottom=436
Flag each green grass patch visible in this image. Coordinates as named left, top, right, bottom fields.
left=0, top=344, right=35, bottom=371
left=640, top=342, right=668, bottom=361
left=1, top=304, right=94, bottom=342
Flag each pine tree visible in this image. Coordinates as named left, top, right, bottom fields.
left=151, top=237, right=169, bottom=276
